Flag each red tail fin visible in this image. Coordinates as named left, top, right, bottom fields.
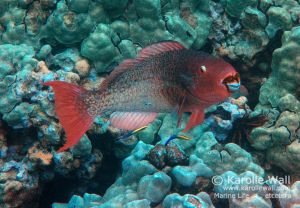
left=44, top=81, right=94, bottom=152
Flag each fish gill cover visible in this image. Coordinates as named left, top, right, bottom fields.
left=0, top=0, right=299, bottom=208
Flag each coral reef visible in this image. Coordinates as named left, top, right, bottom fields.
left=259, top=26, right=300, bottom=108
left=251, top=26, right=300, bottom=173
left=0, top=43, right=103, bottom=207
left=163, top=192, right=214, bottom=208
left=266, top=178, right=300, bottom=207
left=214, top=171, right=272, bottom=208
left=53, top=99, right=266, bottom=206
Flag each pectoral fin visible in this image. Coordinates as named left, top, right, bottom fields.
left=176, top=94, right=187, bottom=128
left=182, top=110, right=204, bottom=132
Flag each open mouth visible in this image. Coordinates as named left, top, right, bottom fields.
left=223, top=73, right=241, bottom=92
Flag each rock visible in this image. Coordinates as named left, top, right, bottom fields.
left=163, top=192, right=214, bottom=208
left=225, top=0, right=258, bottom=18
left=145, top=144, right=166, bottom=169
left=137, top=172, right=172, bottom=203
left=166, top=142, right=189, bottom=166
left=266, top=7, right=293, bottom=38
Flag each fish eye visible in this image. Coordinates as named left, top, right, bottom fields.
left=200, top=65, right=207, bottom=72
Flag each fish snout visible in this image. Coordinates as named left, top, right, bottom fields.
left=226, top=82, right=241, bottom=92
left=222, top=73, right=241, bottom=92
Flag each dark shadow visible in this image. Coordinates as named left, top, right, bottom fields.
left=39, top=132, right=121, bottom=207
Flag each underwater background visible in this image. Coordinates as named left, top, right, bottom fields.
left=0, top=0, right=300, bottom=207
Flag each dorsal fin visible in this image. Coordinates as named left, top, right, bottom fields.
left=100, top=59, right=139, bottom=89
left=139, top=41, right=185, bottom=59
left=100, top=41, right=185, bottom=89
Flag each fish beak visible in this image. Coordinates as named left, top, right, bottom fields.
left=223, top=73, right=241, bottom=92
left=226, top=82, right=241, bottom=92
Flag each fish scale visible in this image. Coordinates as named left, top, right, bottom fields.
left=96, top=56, right=184, bottom=113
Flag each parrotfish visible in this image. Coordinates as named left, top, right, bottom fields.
left=44, top=41, right=241, bottom=152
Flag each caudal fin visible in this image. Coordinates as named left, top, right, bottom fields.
left=44, top=81, right=94, bottom=152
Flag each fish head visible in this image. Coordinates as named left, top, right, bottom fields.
left=188, top=55, right=241, bottom=104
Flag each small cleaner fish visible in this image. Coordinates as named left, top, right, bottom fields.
left=44, top=41, right=242, bottom=152
left=164, top=134, right=192, bottom=146
left=115, top=126, right=148, bottom=142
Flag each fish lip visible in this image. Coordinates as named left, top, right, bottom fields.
left=222, top=73, right=241, bottom=92
left=226, top=82, right=241, bottom=92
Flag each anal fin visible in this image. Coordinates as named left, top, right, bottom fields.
left=110, top=112, right=157, bottom=130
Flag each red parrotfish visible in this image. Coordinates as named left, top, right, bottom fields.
left=44, top=41, right=241, bottom=152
